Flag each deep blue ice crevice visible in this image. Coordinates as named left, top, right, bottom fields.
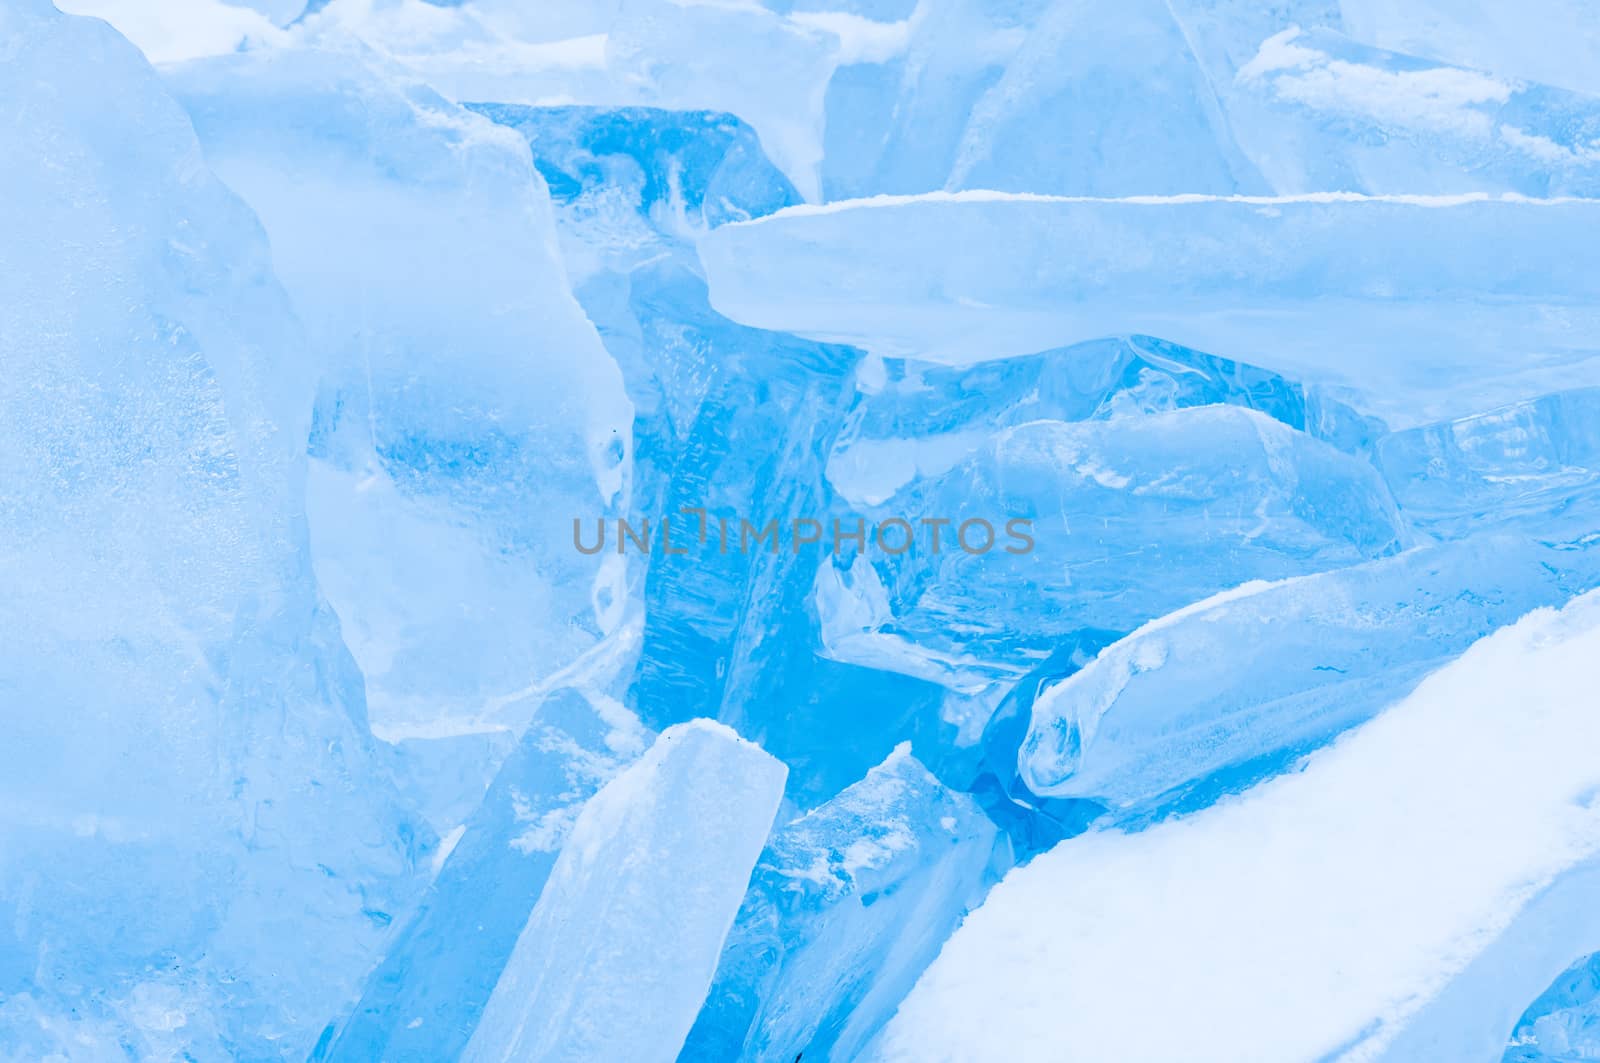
left=482, top=101, right=946, bottom=807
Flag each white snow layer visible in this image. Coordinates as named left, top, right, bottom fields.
left=870, top=588, right=1600, bottom=1063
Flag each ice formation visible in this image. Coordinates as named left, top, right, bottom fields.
left=1377, top=387, right=1600, bottom=538
left=8, top=0, right=1600, bottom=1060
left=682, top=745, right=1003, bottom=1063
left=874, top=589, right=1600, bottom=1063
left=817, top=379, right=1404, bottom=712
left=0, top=3, right=422, bottom=1057
left=461, top=721, right=786, bottom=1063
left=165, top=47, right=634, bottom=756
left=1016, top=532, right=1600, bottom=813
left=314, top=687, right=652, bottom=1062
left=698, top=193, right=1600, bottom=425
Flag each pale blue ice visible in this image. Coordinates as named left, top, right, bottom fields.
left=6, top=0, right=1600, bottom=1060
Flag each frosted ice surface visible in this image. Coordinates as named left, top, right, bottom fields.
left=54, top=0, right=289, bottom=62
left=1230, top=27, right=1600, bottom=197
left=813, top=0, right=1600, bottom=202
left=461, top=721, right=786, bottom=1063
left=1018, top=533, right=1600, bottom=812
left=295, top=0, right=862, bottom=201
left=816, top=0, right=1032, bottom=201
left=820, top=0, right=1267, bottom=198
left=937, top=0, right=1266, bottom=196
left=0, top=3, right=422, bottom=1057
left=1341, top=0, right=1600, bottom=96
left=681, top=744, right=1004, bottom=1063
left=165, top=48, right=635, bottom=756
left=289, top=0, right=622, bottom=110
left=874, top=588, right=1600, bottom=1063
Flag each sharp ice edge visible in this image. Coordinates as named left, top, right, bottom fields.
left=1017, top=533, right=1600, bottom=811
left=681, top=744, right=1005, bottom=1062
left=460, top=721, right=786, bottom=1063
left=725, top=189, right=1600, bottom=225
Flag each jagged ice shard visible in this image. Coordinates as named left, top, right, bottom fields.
left=315, top=687, right=653, bottom=1062
left=461, top=721, right=786, bottom=1063
left=164, top=44, right=637, bottom=817
left=1017, top=532, right=1600, bottom=814
left=10, top=0, right=1600, bottom=1060
left=682, top=745, right=1005, bottom=1063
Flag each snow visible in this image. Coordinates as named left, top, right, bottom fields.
left=873, top=588, right=1600, bottom=1063
left=1341, top=0, right=1600, bottom=97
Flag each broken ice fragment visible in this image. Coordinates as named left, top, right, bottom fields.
left=819, top=403, right=1406, bottom=705
left=819, top=0, right=1267, bottom=199
left=827, top=336, right=1381, bottom=512
left=681, top=744, right=1004, bottom=1063
left=461, top=721, right=787, bottom=1063
left=0, top=4, right=421, bottom=1055
left=1019, top=532, right=1600, bottom=812
left=315, top=688, right=651, bottom=1063
left=166, top=47, right=635, bottom=752
left=698, top=193, right=1600, bottom=424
